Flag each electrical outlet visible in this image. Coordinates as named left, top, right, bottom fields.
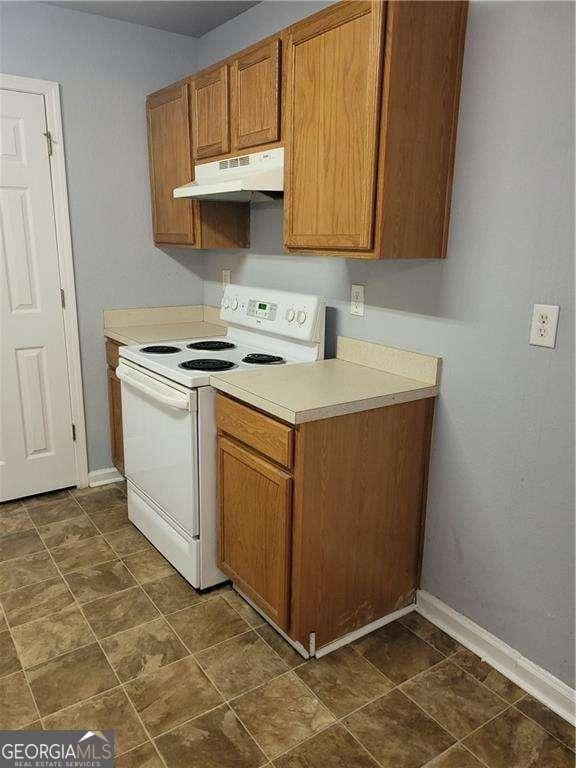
left=350, top=284, right=365, bottom=316
left=529, top=303, right=560, bottom=348
left=222, top=269, right=231, bottom=287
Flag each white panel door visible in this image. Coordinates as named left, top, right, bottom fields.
left=0, top=88, right=75, bottom=501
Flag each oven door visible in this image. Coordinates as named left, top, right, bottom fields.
left=117, top=362, right=199, bottom=538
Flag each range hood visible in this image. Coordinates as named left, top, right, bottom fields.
left=173, top=147, right=283, bottom=203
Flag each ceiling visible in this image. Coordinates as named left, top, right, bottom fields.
left=45, top=1, right=260, bottom=37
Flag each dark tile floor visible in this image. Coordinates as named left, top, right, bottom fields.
left=1, top=484, right=574, bottom=767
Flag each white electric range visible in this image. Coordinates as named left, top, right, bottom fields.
left=117, top=285, right=325, bottom=589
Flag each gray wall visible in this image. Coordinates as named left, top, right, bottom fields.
left=198, top=1, right=575, bottom=686
left=0, top=2, right=203, bottom=471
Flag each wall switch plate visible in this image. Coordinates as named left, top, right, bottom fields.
left=350, top=284, right=365, bottom=316
left=529, top=303, right=560, bottom=348
left=222, top=269, right=231, bottom=287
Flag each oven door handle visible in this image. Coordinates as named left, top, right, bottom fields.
left=116, top=364, right=190, bottom=411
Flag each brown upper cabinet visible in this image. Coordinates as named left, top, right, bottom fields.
left=284, top=2, right=384, bottom=253
left=146, top=1, right=467, bottom=258
left=283, top=0, right=468, bottom=259
left=230, top=38, right=282, bottom=153
left=191, top=65, right=230, bottom=161
left=146, top=83, right=197, bottom=246
left=147, top=81, right=250, bottom=248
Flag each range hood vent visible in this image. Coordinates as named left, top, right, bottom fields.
left=173, top=148, right=283, bottom=203
left=219, top=155, right=250, bottom=169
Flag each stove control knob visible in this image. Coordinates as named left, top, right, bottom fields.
left=286, top=308, right=296, bottom=323
left=231, top=297, right=239, bottom=311
left=296, top=309, right=307, bottom=326
left=222, top=297, right=229, bottom=310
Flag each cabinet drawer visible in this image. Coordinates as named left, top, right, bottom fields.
left=216, top=394, right=293, bottom=469
left=106, top=340, right=121, bottom=369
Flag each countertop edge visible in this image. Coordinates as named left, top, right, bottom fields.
left=209, top=378, right=298, bottom=424
left=104, top=329, right=137, bottom=345
left=210, top=375, right=439, bottom=424
left=104, top=320, right=226, bottom=345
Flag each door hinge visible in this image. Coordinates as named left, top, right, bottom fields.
left=60, top=288, right=65, bottom=308
left=72, top=424, right=76, bottom=441
left=43, top=130, right=53, bottom=156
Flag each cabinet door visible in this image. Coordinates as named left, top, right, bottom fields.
left=191, top=66, right=230, bottom=161
left=231, top=38, right=281, bottom=152
left=146, top=83, right=197, bottom=245
left=218, top=436, right=292, bottom=629
left=107, top=367, right=124, bottom=475
left=284, top=1, right=385, bottom=251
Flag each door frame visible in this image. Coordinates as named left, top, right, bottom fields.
left=1, top=73, right=89, bottom=488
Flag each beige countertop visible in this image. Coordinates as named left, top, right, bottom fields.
left=103, top=305, right=225, bottom=345
left=210, top=336, right=441, bottom=424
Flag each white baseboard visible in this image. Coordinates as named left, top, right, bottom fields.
left=88, top=467, right=123, bottom=487
left=417, top=590, right=575, bottom=725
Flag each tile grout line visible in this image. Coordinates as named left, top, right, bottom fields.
left=454, top=705, right=516, bottom=768
left=1, top=619, right=42, bottom=727
left=2, top=499, right=90, bottom=726
left=4, top=486, right=148, bottom=755
left=458, top=740, right=494, bottom=768
left=399, top=655, right=512, bottom=708
left=150, top=598, right=511, bottom=764
left=142, top=583, right=227, bottom=617
left=396, top=615, right=554, bottom=740
left=163, top=601, right=335, bottom=764
left=337, top=716, right=388, bottom=768
left=40, top=518, right=170, bottom=768
left=0, top=542, right=48, bottom=565
left=274, top=621, right=512, bottom=767
left=0, top=518, right=137, bottom=598
left=158, top=610, right=271, bottom=765
left=508, top=701, right=576, bottom=753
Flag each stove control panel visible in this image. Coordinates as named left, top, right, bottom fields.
left=220, top=284, right=325, bottom=344
left=247, top=299, right=277, bottom=321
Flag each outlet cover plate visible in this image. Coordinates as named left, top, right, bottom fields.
left=222, top=269, right=231, bottom=287
left=529, top=303, right=560, bottom=348
left=350, top=284, right=365, bottom=316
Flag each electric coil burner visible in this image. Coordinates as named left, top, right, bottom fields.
left=242, top=353, right=285, bottom=365
left=179, top=359, right=236, bottom=372
left=187, top=340, right=236, bottom=351
left=140, top=345, right=182, bottom=354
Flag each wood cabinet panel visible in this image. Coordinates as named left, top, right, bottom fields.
left=218, top=436, right=292, bottom=629
left=377, top=0, right=468, bottom=260
left=191, top=66, right=230, bottom=160
left=283, top=2, right=385, bottom=251
left=290, top=399, right=434, bottom=648
left=283, top=0, right=467, bottom=260
left=105, top=339, right=120, bottom=370
left=216, top=394, right=293, bottom=469
left=231, top=38, right=281, bottom=152
left=106, top=365, right=124, bottom=476
left=197, top=201, right=250, bottom=249
left=146, top=83, right=196, bottom=245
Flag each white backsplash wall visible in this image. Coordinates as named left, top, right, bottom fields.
left=199, top=1, right=575, bottom=687
left=0, top=2, right=203, bottom=472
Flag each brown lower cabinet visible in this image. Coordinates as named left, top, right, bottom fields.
left=216, top=392, right=435, bottom=652
left=105, top=340, right=124, bottom=476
